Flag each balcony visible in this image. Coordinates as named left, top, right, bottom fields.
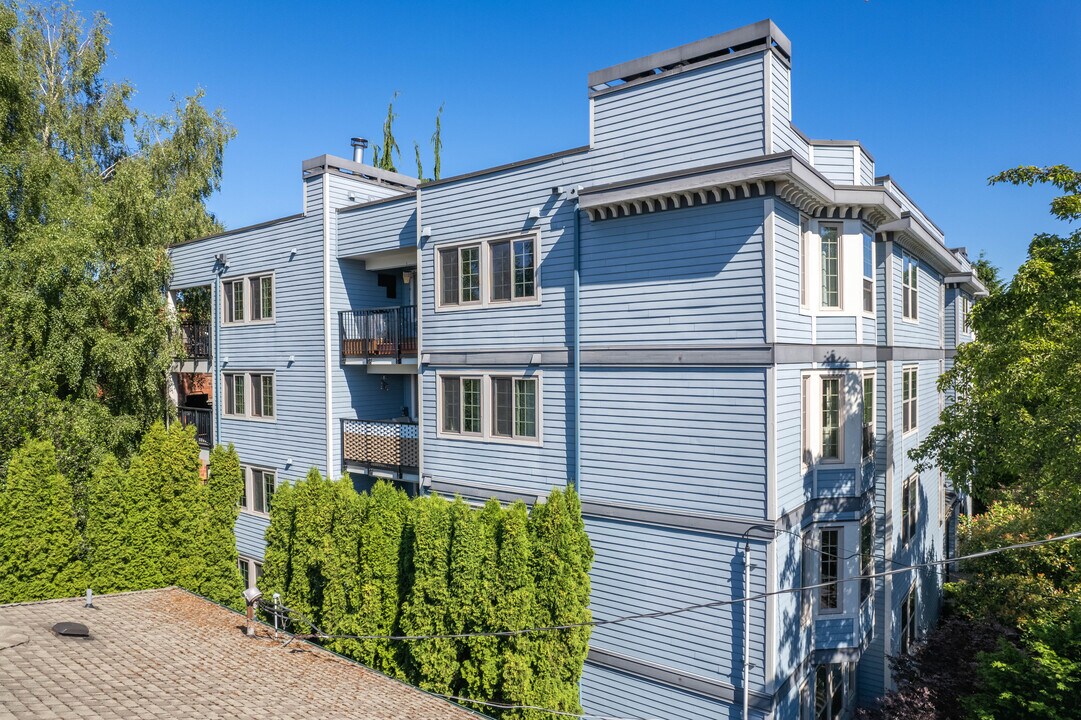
left=177, top=406, right=213, bottom=449
left=340, top=306, right=417, bottom=366
left=178, top=322, right=211, bottom=359
left=342, top=418, right=419, bottom=477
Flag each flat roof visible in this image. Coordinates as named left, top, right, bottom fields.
left=0, top=587, right=481, bottom=720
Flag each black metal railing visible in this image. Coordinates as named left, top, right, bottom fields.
left=340, top=306, right=417, bottom=362
left=178, top=406, right=213, bottom=449
left=342, top=418, right=419, bottom=475
left=178, top=322, right=211, bottom=359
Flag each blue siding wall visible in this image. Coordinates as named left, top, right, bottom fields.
left=811, top=145, right=855, bottom=185
left=774, top=200, right=811, bottom=344
left=775, top=366, right=806, bottom=515
left=891, top=243, right=944, bottom=348
left=580, top=198, right=766, bottom=345
left=236, top=511, right=270, bottom=560
left=337, top=195, right=418, bottom=258
left=590, top=52, right=766, bottom=183
left=582, top=663, right=764, bottom=720
left=859, top=149, right=875, bottom=185
left=586, top=516, right=768, bottom=690
left=769, top=55, right=808, bottom=160
left=580, top=367, right=767, bottom=518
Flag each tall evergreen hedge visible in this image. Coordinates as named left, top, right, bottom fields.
left=262, top=476, right=593, bottom=719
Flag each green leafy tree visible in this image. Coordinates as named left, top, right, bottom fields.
left=0, top=438, right=85, bottom=602
left=493, top=501, right=538, bottom=718
left=0, top=1, right=234, bottom=483
left=197, top=444, right=245, bottom=607
left=371, top=92, right=400, bottom=172
left=355, top=480, right=409, bottom=676
left=260, top=475, right=297, bottom=607
left=400, top=493, right=457, bottom=693
left=414, top=140, right=423, bottom=181
left=431, top=102, right=444, bottom=181
left=990, top=165, right=1081, bottom=222
left=320, top=475, right=368, bottom=657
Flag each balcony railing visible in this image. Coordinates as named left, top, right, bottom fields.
left=340, top=306, right=417, bottom=363
left=178, top=322, right=211, bottom=359
left=177, top=406, right=213, bottom=449
left=342, top=418, right=419, bottom=475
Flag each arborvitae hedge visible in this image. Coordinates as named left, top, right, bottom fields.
left=262, top=476, right=593, bottom=719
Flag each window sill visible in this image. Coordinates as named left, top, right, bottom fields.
left=900, top=316, right=919, bottom=325
left=222, top=414, right=278, bottom=423
left=436, top=430, right=543, bottom=448
left=435, top=298, right=542, bottom=313
left=221, top=319, right=276, bottom=328
left=239, top=509, right=271, bottom=520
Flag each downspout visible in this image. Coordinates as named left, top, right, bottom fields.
left=213, top=270, right=222, bottom=447
left=572, top=195, right=581, bottom=493
left=743, top=542, right=752, bottom=720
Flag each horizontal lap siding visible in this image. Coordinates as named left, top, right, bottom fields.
left=811, top=145, right=855, bottom=185
left=590, top=53, right=766, bottom=184
left=420, top=367, right=569, bottom=494
left=580, top=367, right=767, bottom=518
left=337, top=196, right=417, bottom=258
left=893, top=244, right=943, bottom=348
left=170, top=213, right=328, bottom=482
left=775, top=366, right=807, bottom=516
left=774, top=530, right=810, bottom=687
left=586, top=517, right=768, bottom=689
left=582, top=663, right=752, bottom=720
left=774, top=200, right=810, bottom=343
left=236, top=511, right=270, bottom=560
left=770, top=57, right=808, bottom=160
left=419, top=155, right=589, bottom=351
left=944, top=288, right=958, bottom=348
left=859, top=149, right=875, bottom=186
left=580, top=199, right=765, bottom=345
left=816, top=314, right=855, bottom=344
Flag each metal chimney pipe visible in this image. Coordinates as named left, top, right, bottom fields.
left=351, top=137, right=368, bottom=163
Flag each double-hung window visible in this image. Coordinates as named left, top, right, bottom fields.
left=902, top=366, right=918, bottom=434
left=902, top=474, right=918, bottom=545
left=441, top=376, right=482, bottom=435
left=902, top=252, right=919, bottom=320
left=820, top=225, right=841, bottom=309
left=238, top=556, right=263, bottom=590
left=821, top=377, right=842, bottom=461
left=899, top=583, right=918, bottom=654
left=862, top=374, right=875, bottom=460
left=223, top=371, right=275, bottom=420
left=814, top=664, right=845, bottom=720
left=491, top=376, right=538, bottom=439
left=239, top=466, right=275, bottom=515
left=860, top=514, right=874, bottom=602
left=961, top=296, right=971, bottom=334
left=863, top=234, right=874, bottom=313
left=223, top=273, right=273, bottom=324
left=819, top=528, right=840, bottom=612
left=438, top=235, right=538, bottom=309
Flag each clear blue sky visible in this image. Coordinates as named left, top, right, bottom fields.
left=79, top=0, right=1080, bottom=279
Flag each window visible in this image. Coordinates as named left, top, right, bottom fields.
left=961, top=296, right=972, bottom=334
left=239, top=466, right=275, bottom=515
left=239, top=556, right=263, bottom=590
left=801, top=375, right=811, bottom=468
left=902, top=252, right=919, bottom=320
left=863, top=234, right=874, bottom=313
left=862, top=374, right=875, bottom=460
left=490, top=237, right=536, bottom=302
left=902, top=366, right=918, bottom=434
left=439, top=372, right=541, bottom=444
left=821, top=377, right=842, bottom=461
left=800, top=216, right=810, bottom=308
left=820, top=225, right=841, bottom=309
left=441, top=376, right=481, bottom=435
left=438, top=235, right=538, bottom=309
left=900, top=583, right=918, bottom=654
left=902, top=474, right=919, bottom=545
left=223, top=372, right=275, bottom=420
left=860, top=514, right=874, bottom=602
left=814, top=664, right=844, bottom=720
left=222, top=273, right=274, bottom=324
left=819, top=528, right=840, bottom=612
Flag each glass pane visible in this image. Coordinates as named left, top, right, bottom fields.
left=863, top=279, right=873, bottom=313
left=514, top=239, right=535, bottom=298
left=233, top=281, right=245, bottom=322
left=239, top=475, right=247, bottom=509
left=820, top=226, right=839, bottom=308
left=461, top=246, right=480, bottom=302
left=263, top=472, right=275, bottom=513
left=223, top=281, right=234, bottom=322
left=863, top=234, right=873, bottom=278
left=440, top=249, right=459, bottom=305
left=515, top=379, right=536, bottom=438
left=490, top=241, right=511, bottom=301
left=233, top=375, right=245, bottom=415
left=492, top=377, right=513, bottom=436
left=442, top=378, right=460, bottom=433
left=820, top=530, right=839, bottom=610
left=462, top=378, right=481, bottom=433
left=262, top=375, right=274, bottom=417
left=821, top=378, right=840, bottom=459
left=252, top=470, right=265, bottom=515
left=239, top=560, right=249, bottom=589
left=249, top=277, right=261, bottom=320
left=261, top=276, right=273, bottom=319
left=255, top=562, right=263, bottom=583
left=250, top=375, right=262, bottom=416
left=863, top=377, right=874, bottom=424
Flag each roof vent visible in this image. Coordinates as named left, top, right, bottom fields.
left=351, top=137, right=368, bottom=164
left=52, top=621, right=90, bottom=638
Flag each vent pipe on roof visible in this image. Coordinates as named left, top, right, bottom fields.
left=351, top=137, right=368, bottom=164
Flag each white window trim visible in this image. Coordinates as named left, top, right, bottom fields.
left=435, top=369, right=543, bottom=447
left=862, top=372, right=875, bottom=461
left=818, top=223, right=844, bottom=312
left=902, top=365, right=918, bottom=436
left=817, top=526, right=844, bottom=615
left=221, top=271, right=276, bottom=326
left=901, top=473, right=919, bottom=547
left=862, top=233, right=875, bottom=317
left=900, top=582, right=918, bottom=654
left=434, top=231, right=541, bottom=312
left=900, top=251, right=919, bottom=324
left=222, top=371, right=277, bottom=422
left=239, top=464, right=276, bottom=516
left=819, top=374, right=845, bottom=464
left=798, top=214, right=811, bottom=311
left=238, top=555, right=263, bottom=590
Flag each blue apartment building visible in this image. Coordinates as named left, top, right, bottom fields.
left=166, top=20, right=987, bottom=720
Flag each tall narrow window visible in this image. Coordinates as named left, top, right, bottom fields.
left=250, top=468, right=275, bottom=514
left=860, top=514, right=873, bottom=602
left=490, top=237, right=535, bottom=302
left=460, top=246, right=480, bottom=303
left=490, top=376, right=537, bottom=439
left=513, top=238, right=535, bottom=299
left=902, top=252, right=919, bottom=320
left=441, top=376, right=461, bottom=433
left=902, top=366, right=918, bottom=433
left=442, top=376, right=481, bottom=435
left=439, top=248, right=459, bottom=306
left=821, top=377, right=842, bottom=461
left=863, top=234, right=874, bottom=313
left=814, top=665, right=844, bottom=720
left=249, top=275, right=273, bottom=321
left=862, top=374, right=875, bottom=460
left=801, top=375, right=811, bottom=467
left=819, top=528, right=840, bottom=611
left=224, top=373, right=245, bottom=416
left=961, top=296, right=971, bottom=334
left=820, top=225, right=841, bottom=309
left=223, top=279, right=245, bottom=323
left=902, top=474, right=919, bottom=545
left=490, top=241, right=512, bottom=301
left=800, top=216, right=810, bottom=308
left=462, top=378, right=481, bottom=433
left=900, top=584, right=918, bottom=654
left=250, top=374, right=274, bottom=418
left=492, top=377, right=513, bottom=436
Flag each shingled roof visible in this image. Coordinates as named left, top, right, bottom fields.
left=0, top=587, right=482, bottom=720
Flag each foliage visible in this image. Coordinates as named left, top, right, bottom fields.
left=413, top=140, right=423, bottom=181
left=261, top=479, right=593, bottom=719
left=85, top=453, right=159, bottom=592
left=0, top=438, right=85, bottom=602
left=990, top=165, right=1081, bottom=222
left=0, top=1, right=233, bottom=483
left=199, top=444, right=245, bottom=608
left=431, top=102, right=444, bottom=180
left=371, top=92, right=400, bottom=172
